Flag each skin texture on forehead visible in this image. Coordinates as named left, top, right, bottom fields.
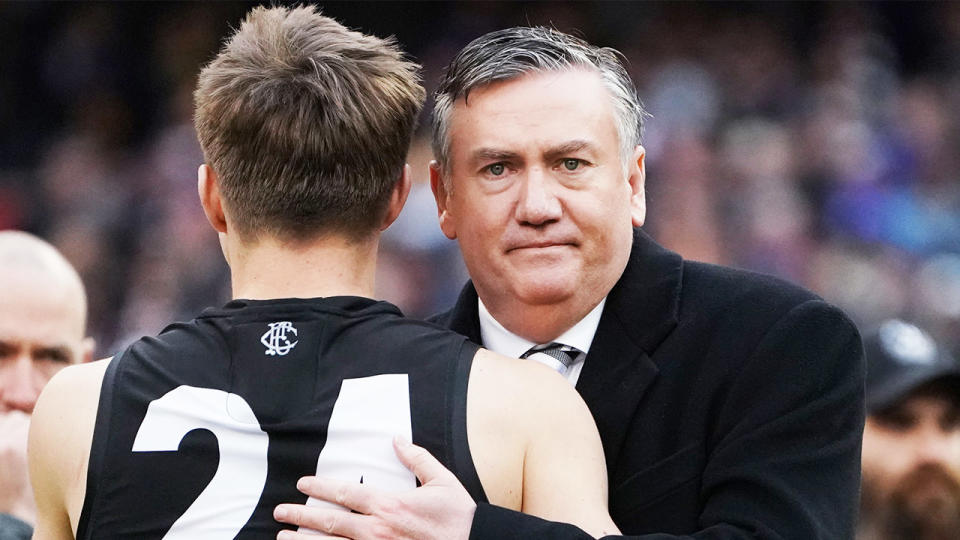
left=0, top=232, right=88, bottom=345
left=0, top=270, right=86, bottom=353
left=446, top=68, right=621, bottom=172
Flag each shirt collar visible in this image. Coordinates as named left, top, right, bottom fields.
left=477, top=297, right=606, bottom=358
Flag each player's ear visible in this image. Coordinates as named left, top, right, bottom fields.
left=430, top=161, right=457, bottom=240
left=198, top=164, right=228, bottom=234
left=381, top=164, right=412, bottom=231
left=80, top=337, right=95, bottom=364
left=627, top=146, right=646, bottom=228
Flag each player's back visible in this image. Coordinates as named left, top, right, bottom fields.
left=76, top=296, right=486, bottom=538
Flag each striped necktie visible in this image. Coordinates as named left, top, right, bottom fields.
left=521, top=342, right=582, bottom=375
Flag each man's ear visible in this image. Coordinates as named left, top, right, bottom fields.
left=198, top=164, right=228, bottom=234
left=628, top=146, right=646, bottom=228
left=80, top=337, right=95, bottom=364
left=429, top=161, right=457, bottom=240
left=381, top=164, right=412, bottom=230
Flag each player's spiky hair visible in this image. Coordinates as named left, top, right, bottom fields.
left=195, top=5, right=425, bottom=241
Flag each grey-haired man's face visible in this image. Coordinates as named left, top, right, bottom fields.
left=431, top=69, right=645, bottom=337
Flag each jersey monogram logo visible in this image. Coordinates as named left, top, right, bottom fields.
left=261, top=321, right=299, bottom=356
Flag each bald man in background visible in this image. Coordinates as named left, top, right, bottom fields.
left=0, top=231, right=93, bottom=539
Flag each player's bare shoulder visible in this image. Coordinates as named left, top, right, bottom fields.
left=470, top=348, right=590, bottom=425
left=467, top=348, right=617, bottom=535
left=33, top=357, right=111, bottom=425
left=465, top=349, right=591, bottom=507
left=31, top=358, right=112, bottom=454
left=29, top=358, right=112, bottom=534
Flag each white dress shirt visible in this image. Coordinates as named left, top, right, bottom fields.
left=477, top=297, right=606, bottom=386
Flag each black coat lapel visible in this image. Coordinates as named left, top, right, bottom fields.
left=435, top=281, right=482, bottom=345
left=576, top=229, right=683, bottom=473
left=576, top=314, right=658, bottom=475
left=437, top=230, right=684, bottom=474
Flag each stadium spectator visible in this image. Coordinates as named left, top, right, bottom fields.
left=860, top=319, right=960, bottom=540
left=0, top=230, right=93, bottom=540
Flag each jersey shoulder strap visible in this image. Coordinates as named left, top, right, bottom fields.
left=445, top=338, right=486, bottom=503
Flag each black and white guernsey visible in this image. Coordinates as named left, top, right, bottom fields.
left=78, top=297, right=486, bottom=539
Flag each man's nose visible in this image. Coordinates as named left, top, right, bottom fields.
left=0, top=356, right=42, bottom=414
left=514, top=168, right=562, bottom=226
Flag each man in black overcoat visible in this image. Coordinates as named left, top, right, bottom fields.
left=279, top=26, right=865, bottom=540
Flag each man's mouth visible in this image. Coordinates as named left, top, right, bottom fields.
left=506, top=241, right=575, bottom=253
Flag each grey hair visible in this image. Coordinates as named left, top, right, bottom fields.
left=431, top=26, right=649, bottom=176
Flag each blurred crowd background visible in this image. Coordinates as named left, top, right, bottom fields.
left=1, top=1, right=958, bottom=359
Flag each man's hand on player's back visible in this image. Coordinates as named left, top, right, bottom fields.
left=274, top=437, right=475, bottom=540
left=274, top=349, right=619, bottom=540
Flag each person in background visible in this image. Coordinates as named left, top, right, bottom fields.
left=859, top=319, right=960, bottom=540
left=0, top=230, right=94, bottom=540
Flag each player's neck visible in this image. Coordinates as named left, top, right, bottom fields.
left=227, top=233, right=379, bottom=301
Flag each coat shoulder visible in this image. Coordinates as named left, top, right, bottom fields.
left=672, top=261, right=861, bottom=366
left=681, top=261, right=826, bottom=319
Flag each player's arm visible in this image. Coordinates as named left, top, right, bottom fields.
left=28, top=360, right=109, bottom=540
left=509, top=359, right=620, bottom=537
left=465, top=349, right=619, bottom=537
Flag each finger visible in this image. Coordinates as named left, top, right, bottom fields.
left=277, top=530, right=349, bottom=540
left=393, top=435, right=454, bottom=485
left=274, top=504, right=366, bottom=538
left=293, top=476, right=377, bottom=515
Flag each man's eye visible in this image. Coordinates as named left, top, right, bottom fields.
left=487, top=163, right=505, bottom=176
left=941, top=409, right=960, bottom=431
left=35, top=349, right=71, bottom=364
left=563, top=159, right=581, bottom=171
left=874, top=409, right=916, bottom=431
